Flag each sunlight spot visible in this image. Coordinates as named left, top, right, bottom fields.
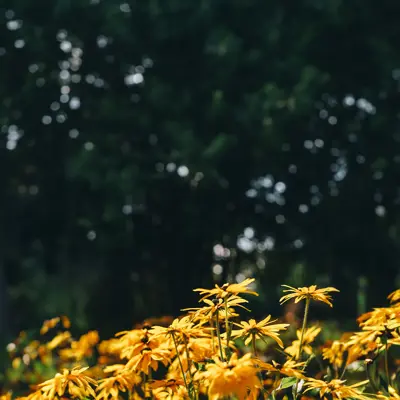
left=275, top=181, right=286, bottom=194
left=212, top=264, right=223, bottom=275
left=375, top=205, right=386, bottom=217
left=319, top=109, right=328, bottom=119
left=299, top=204, right=309, bottom=213
left=84, top=142, right=94, bottom=151
left=328, top=116, right=337, bottom=125
left=5, top=10, right=15, bottom=19
left=87, top=230, right=96, bottom=240
left=69, top=129, right=79, bottom=138
left=122, top=204, right=133, bottom=215
left=60, top=94, right=69, bottom=103
left=244, top=227, right=255, bottom=239
left=60, top=40, right=72, bottom=52
left=294, top=239, right=304, bottom=249
left=42, top=115, right=52, bottom=125
left=50, top=101, right=60, bottom=111
left=343, top=95, right=355, bottom=106
left=120, top=3, right=131, bottom=12
left=14, top=39, right=25, bottom=49
left=315, top=138, right=324, bottom=148
left=69, top=97, right=81, bottom=110
left=125, top=73, right=144, bottom=85
left=246, top=188, right=257, bottom=198
left=7, top=20, right=22, bottom=30
left=177, top=165, right=189, bottom=177
left=97, top=35, right=108, bottom=48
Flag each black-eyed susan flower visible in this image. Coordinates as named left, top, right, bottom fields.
left=194, top=278, right=258, bottom=301
left=96, top=367, right=141, bottom=400
left=183, top=296, right=249, bottom=325
left=322, top=340, right=348, bottom=368
left=37, top=366, right=97, bottom=399
left=303, top=378, right=371, bottom=400
left=59, top=330, right=99, bottom=361
left=388, top=289, right=400, bottom=304
left=280, top=285, right=339, bottom=307
left=45, top=331, right=71, bottom=351
left=256, top=359, right=306, bottom=379
left=151, top=378, right=188, bottom=400
left=150, top=316, right=208, bottom=342
left=285, top=326, right=321, bottom=358
left=125, top=346, right=171, bottom=375
left=226, top=316, right=289, bottom=348
left=201, top=353, right=261, bottom=400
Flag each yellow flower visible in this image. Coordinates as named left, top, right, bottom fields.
left=37, top=366, right=97, bottom=399
left=388, top=289, right=400, bottom=304
left=59, top=330, right=100, bottom=361
left=40, top=316, right=70, bottom=335
left=150, top=316, right=208, bottom=342
left=303, top=378, right=371, bottom=400
left=280, top=285, right=339, bottom=307
left=322, top=340, right=348, bottom=368
left=97, top=368, right=141, bottom=400
left=227, top=316, right=289, bottom=348
left=125, top=346, right=171, bottom=375
left=151, top=379, right=189, bottom=400
left=46, top=331, right=71, bottom=350
left=183, top=296, right=249, bottom=325
left=256, top=359, right=306, bottom=379
left=40, top=317, right=61, bottom=335
left=357, top=307, right=400, bottom=330
left=201, top=353, right=261, bottom=400
left=285, top=326, right=321, bottom=358
left=376, top=385, right=400, bottom=400
left=0, top=392, right=12, bottom=400
left=187, top=337, right=216, bottom=362
left=194, top=278, right=258, bottom=301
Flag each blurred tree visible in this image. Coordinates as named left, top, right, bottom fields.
left=1, top=0, right=400, bottom=336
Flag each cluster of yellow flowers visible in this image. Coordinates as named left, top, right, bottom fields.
left=2, top=280, right=400, bottom=400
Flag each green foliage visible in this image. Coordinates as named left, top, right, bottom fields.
left=1, top=0, right=400, bottom=334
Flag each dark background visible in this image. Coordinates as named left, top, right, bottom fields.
left=1, top=0, right=400, bottom=338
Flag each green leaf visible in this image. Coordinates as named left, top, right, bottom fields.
left=278, top=376, right=297, bottom=390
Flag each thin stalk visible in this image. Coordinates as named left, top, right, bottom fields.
left=143, top=371, right=151, bottom=400
left=210, top=316, right=215, bottom=353
left=297, top=297, right=310, bottom=361
left=183, top=336, right=194, bottom=382
left=215, top=311, right=225, bottom=361
left=224, top=298, right=230, bottom=348
left=293, top=297, right=311, bottom=399
left=251, top=332, right=257, bottom=357
left=171, top=332, right=189, bottom=392
left=183, top=335, right=197, bottom=400
left=385, top=341, right=390, bottom=387
left=224, top=297, right=233, bottom=360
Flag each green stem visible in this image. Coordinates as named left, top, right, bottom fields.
left=251, top=332, right=257, bottom=357
left=183, top=335, right=195, bottom=383
left=215, top=311, right=225, bottom=361
left=210, top=316, right=215, bottom=353
left=385, top=341, right=390, bottom=388
left=224, top=298, right=232, bottom=359
left=224, top=298, right=230, bottom=347
left=297, top=297, right=310, bottom=361
left=171, top=332, right=189, bottom=393
left=293, top=297, right=310, bottom=399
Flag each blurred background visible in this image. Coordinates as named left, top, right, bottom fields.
left=1, top=0, right=400, bottom=339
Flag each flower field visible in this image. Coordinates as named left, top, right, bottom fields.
left=2, top=279, right=400, bottom=400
